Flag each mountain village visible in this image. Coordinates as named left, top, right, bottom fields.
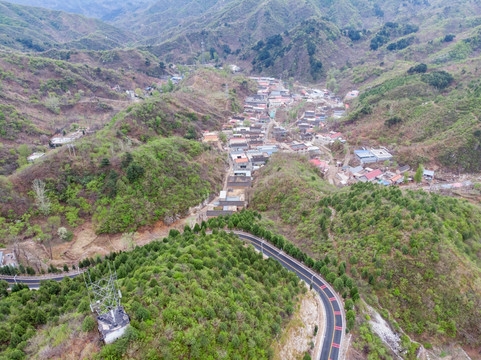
left=194, top=74, right=477, bottom=221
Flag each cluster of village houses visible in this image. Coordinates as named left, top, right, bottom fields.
left=122, top=74, right=185, bottom=99
left=202, top=77, right=293, bottom=218
left=276, top=87, right=439, bottom=187
left=202, top=76, right=444, bottom=219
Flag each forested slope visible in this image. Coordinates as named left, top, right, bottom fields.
left=249, top=154, right=481, bottom=350
left=0, top=69, right=251, bottom=263
left=0, top=230, right=303, bottom=359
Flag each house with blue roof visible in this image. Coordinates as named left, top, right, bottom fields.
left=355, top=150, right=377, bottom=164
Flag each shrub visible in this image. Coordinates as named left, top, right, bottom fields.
left=100, top=158, right=111, bottom=167
left=385, top=116, right=403, bottom=127
left=387, top=37, right=415, bottom=51
left=126, top=164, right=145, bottom=183
left=82, top=316, right=96, bottom=332
left=421, top=71, right=454, bottom=89
left=443, top=34, right=455, bottom=42
left=44, top=95, right=60, bottom=113
left=407, top=63, right=427, bottom=74
left=57, top=227, right=68, bottom=240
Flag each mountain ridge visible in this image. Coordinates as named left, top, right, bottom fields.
left=0, top=0, right=134, bottom=52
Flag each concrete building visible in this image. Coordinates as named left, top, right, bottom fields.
left=97, top=307, right=131, bottom=344
left=219, top=194, right=245, bottom=210
left=423, top=170, right=435, bottom=181
left=233, top=157, right=253, bottom=171
left=398, top=165, right=411, bottom=174
left=256, top=145, right=278, bottom=156
left=272, top=127, right=287, bottom=139
left=233, top=170, right=252, bottom=177
left=349, top=166, right=364, bottom=176
left=229, top=138, right=249, bottom=150
left=206, top=209, right=235, bottom=218
left=370, top=148, right=393, bottom=162
left=355, top=150, right=377, bottom=164
left=227, top=176, right=252, bottom=189
left=390, top=174, right=404, bottom=185
left=290, top=143, right=308, bottom=152
left=202, top=132, right=219, bottom=143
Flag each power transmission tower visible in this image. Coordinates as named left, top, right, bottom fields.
left=84, top=263, right=122, bottom=316
left=83, top=263, right=130, bottom=344
left=201, top=40, right=205, bottom=66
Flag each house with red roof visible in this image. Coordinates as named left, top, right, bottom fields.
left=309, top=159, right=329, bottom=172
left=359, top=169, right=383, bottom=183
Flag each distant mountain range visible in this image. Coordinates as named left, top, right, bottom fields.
left=3, top=0, right=481, bottom=78
left=1, top=0, right=157, bottom=21
left=0, top=1, right=134, bottom=51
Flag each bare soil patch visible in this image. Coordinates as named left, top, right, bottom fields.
left=272, top=288, right=324, bottom=360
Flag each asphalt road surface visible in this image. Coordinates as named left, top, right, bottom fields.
left=0, top=272, right=83, bottom=288
left=1, top=231, right=345, bottom=359
left=233, top=231, right=344, bottom=360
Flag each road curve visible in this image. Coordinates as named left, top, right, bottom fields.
left=232, top=231, right=345, bottom=360
left=0, top=232, right=345, bottom=359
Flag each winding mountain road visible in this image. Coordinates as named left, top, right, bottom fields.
left=232, top=231, right=345, bottom=360
left=0, top=231, right=345, bottom=360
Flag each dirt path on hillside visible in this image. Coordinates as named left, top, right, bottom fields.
left=318, top=144, right=336, bottom=185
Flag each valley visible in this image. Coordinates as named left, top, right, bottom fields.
left=0, top=1, right=481, bottom=360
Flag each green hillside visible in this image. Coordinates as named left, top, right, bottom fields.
left=0, top=1, right=134, bottom=52
left=337, top=22, right=481, bottom=172
left=0, top=68, right=250, bottom=250
left=142, top=0, right=336, bottom=75
left=250, top=154, right=481, bottom=349
left=0, top=230, right=303, bottom=359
